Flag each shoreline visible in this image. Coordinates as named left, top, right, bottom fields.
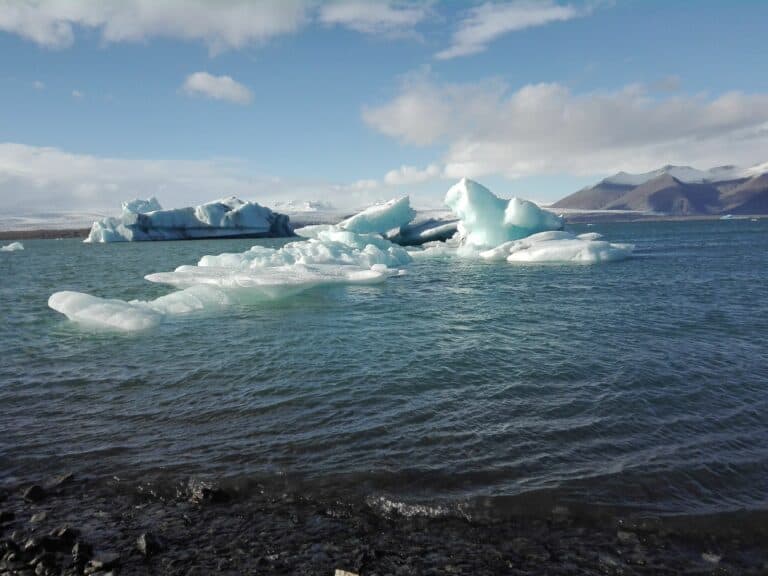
left=1, top=475, right=766, bottom=575
left=1, top=213, right=764, bottom=242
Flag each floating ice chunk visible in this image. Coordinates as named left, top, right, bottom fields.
left=502, top=231, right=633, bottom=263
left=388, top=218, right=458, bottom=246
left=445, top=178, right=563, bottom=248
left=85, top=196, right=293, bottom=243
left=48, top=291, right=164, bottom=331
left=576, top=232, right=603, bottom=241
left=1, top=241, right=24, bottom=252
left=339, top=196, right=416, bottom=234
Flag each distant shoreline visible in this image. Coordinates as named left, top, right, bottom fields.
left=0, top=228, right=90, bottom=241
left=0, top=213, right=763, bottom=241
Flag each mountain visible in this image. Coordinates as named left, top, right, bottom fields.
left=720, top=173, right=768, bottom=214
left=550, top=181, right=633, bottom=210
left=553, top=162, right=768, bottom=215
left=603, top=174, right=721, bottom=215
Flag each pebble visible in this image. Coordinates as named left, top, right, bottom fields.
left=22, top=486, right=45, bottom=503
left=136, top=532, right=163, bottom=557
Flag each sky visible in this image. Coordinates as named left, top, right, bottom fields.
left=1, top=0, right=768, bottom=218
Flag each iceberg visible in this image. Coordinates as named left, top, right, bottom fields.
left=50, top=200, right=413, bottom=331
left=411, top=178, right=633, bottom=264
left=387, top=214, right=458, bottom=246
left=1, top=241, right=24, bottom=252
left=339, top=196, right=416, bottom=235
left=478, top=231, right=633, bottom=264
left=85, top=196, right=293, bottom=243
left=49, top=184, right=633, bottom=332
left=445, top=178, right=564, bottom=248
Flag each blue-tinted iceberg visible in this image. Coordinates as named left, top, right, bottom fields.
left=1, top=241, right=24, bottom=252
left=445, top=178, right=564, bottom=248
left=85, top=196, right=293, bottom=243
left=411, top=178, right=633, bottom=264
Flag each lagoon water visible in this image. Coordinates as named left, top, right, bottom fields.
left=1, top=220, right=767, bottom=516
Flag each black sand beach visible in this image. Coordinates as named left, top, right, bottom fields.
left=1, top=475, right=766, bottom=575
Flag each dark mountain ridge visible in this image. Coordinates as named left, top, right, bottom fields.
left=552, top=164, right=768, bottom=215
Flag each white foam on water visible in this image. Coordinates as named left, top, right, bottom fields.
left=1, top=242, right=24, bottom=252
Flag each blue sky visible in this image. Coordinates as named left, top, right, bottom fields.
left=1, top=0, right=768, bottom=217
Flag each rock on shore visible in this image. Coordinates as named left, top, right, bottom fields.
left=1, top=475, right=767, bottom=575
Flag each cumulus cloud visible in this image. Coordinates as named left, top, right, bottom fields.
left=0, top=0, right=309, bottom=52
left=384, top=163, right=441, bottom=185
left=318, top=1, right=429, bottom=35
left=364, top=77, right=768, bottom=179
left=181, top=72, right=252, bottom=104
left=436, top=0, right=581, bottom=60
left=0, top=143, right=393, bottom=220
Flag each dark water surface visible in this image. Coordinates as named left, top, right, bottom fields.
left=1, top=220, right=767, bottom=515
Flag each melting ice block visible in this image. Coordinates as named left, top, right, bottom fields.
left=1, top=242, right=24, bottom=252
left=445, top=178, right=564, bottom=248
left=479, top=231, right=633, bottom=264
left=339, top=196, right=416, bottom=235
left=85, top=196, right=293, bottom=243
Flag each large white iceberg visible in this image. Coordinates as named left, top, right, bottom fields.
left=85, top=196, right=293, bottom=243
left=1, top=241, right=24, bottom=252
left=50, top=198, right=414, bottom=331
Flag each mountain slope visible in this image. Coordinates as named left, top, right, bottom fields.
left=603, top=174, right=721, bottom=215
left=550, top=181, right=634, bottom=210
left=552, top=162, right=768, bottom=215
left=720, top=173, right=768, bottom=214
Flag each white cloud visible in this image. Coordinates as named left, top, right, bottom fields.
left=364, top=77, right=768, bottom=179
left=181, top=72, right=252, bottom=104
left=33, top=80, right=45, bottom=90
left=71, top=89, right=84, bottom=99
left=318, top=1, right=429, bottom=35
left=436, top=0, right=581, bottom=60
left=384, top=163, right=441, bottom=185
left=0, top=0, right=309, bottom=52
left=0, top=143, right=395, bottom=219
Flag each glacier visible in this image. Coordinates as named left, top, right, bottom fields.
left=1, top=241, right=24, bottom=252
left=49, top=180, right=633, bottom=331
left=85, top=196, right=293, bottom=243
